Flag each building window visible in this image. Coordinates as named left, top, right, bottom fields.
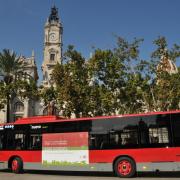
left=14, top=102, right=24, bottom=112
left=50, top=53, right=55, bottom=61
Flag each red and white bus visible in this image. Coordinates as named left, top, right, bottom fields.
left=0, top=110, right=180, bottom=178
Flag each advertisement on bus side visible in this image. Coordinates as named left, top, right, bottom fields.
left=42, top=132, right=89, bottom=166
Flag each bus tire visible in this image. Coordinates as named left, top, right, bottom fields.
left=11, top=157, right=23, bottom=174
left=114, top=157, right=136, bottom=178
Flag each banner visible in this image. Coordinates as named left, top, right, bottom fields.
left=42, top=132, right=89, bottom=166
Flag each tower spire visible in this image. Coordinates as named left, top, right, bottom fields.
left=48, top=5, right=59, bottom=23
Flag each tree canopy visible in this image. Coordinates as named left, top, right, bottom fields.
left=52, top=36, right=180, bottom=118
left=0, top=49, right=38, bottom=122
left=1, top=36, right=179, bottom=120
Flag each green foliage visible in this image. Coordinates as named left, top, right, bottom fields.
left=52, top=36, right=179, bottom=117
left=144, top=36, right=180, bottom=111
left=40, top=86, right=57, bottom=105
left=1, top=36, right=179, bottom=120
left=52, top=46, right=90, bottom=118
left=0, top=49, right=38, bottom=122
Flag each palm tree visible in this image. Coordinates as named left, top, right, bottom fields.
left=0, top=49, right=24, bottom=123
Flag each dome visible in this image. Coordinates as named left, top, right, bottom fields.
left=157, top=53, right=178, bottom=74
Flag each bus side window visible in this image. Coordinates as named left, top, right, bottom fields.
left=89, top=134, right=109, bottom=150
left=172, top=113, right=180, bottom=146
left=15, top=134, right=26, bottom=150
left=6, top=131, right=15, bottom=150
left=120, top=129, right=138, bottom=146
left=139, top=114, right=171, bottom=147
left=149, top=127, right=169, bottom=144
left=0, top=134, right=3, bottom=150
left=29, top=134, right=42, bottom=150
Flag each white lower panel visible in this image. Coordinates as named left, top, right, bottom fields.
left=42, top=150, right=89, bottom=166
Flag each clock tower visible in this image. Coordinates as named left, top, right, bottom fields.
left=42, top=6, right=63, bottom=87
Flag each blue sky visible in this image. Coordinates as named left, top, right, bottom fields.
left=0, top=0, right=179, bottom=80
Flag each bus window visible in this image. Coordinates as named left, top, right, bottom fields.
left=29, top=134, right=42, bottom=150
left=0, top=134, right=3, bottom=150
left=140, top=114, right=171, bottom=147
left=90, top=119, right=110, bottom=150
left=149, top=127, right=169, bottom=144
left=6, top=131, right=14, bottom=150
left=89, top=133, right=109, bottom=149
left=90, top=118, right=139, bottom=149
left=15, top=133, right=26, bottom=150
left=109, top=132, right=121, bottom=148
left=171, top=113, right=180, bottom=146
left=120, top=129, right=138, bottom=146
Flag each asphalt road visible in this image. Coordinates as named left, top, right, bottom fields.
left=1, top=170, right=180, bottom=180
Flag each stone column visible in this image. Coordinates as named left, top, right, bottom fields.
left=23, top=98, right=29, bottom=118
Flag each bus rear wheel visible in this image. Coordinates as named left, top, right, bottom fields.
left=114, top=157, right=136, bottom=178
left=11, top=157, right=23, bottom=174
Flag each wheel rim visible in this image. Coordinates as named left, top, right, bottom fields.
left=118, top=160, right=132, bottom=176
left=12, top=160, right=18, bottom=172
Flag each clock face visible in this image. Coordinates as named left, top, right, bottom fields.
left=49, top=33, right=56, bottom=41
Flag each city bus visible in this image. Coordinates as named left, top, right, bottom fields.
left=0, top=110, right=180, bottom=178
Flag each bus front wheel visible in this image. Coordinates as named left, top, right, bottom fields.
left=11, top=157, right=23, bottom=174
left=114, top=157, right=136, bottom=178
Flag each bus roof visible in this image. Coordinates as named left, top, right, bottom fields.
left=1, top=110, right=180, bottom=126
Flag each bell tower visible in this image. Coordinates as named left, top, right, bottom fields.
left=42, top=6, right=63, bottom=87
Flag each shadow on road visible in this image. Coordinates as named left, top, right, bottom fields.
left=26, top=170, right=114, bottom=177
left=137, top=172, right=180, bottom=178
left=1, top=169, right=180, bottom=178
